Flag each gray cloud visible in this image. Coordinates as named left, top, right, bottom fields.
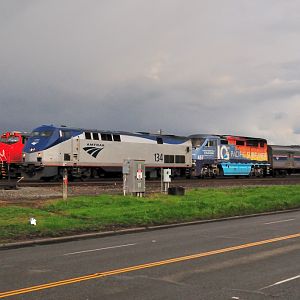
left=1, top=0, right=300, bottom=144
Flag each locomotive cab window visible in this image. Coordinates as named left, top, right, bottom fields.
left=31, top=130, right=53, bottom=137
left=1, top=136, right=19, bottom=144
left=236, top=140, right=245, bottom=146
left=61, top=130, right=72, bottom=140
left=205, top=140, right=216, bottom=147
left=191, top=138, right=205, bottom=148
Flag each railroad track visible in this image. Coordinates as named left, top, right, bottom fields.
left=2, top=175, right=300, bottom=188
left=1, top=176, right=300, bottom=204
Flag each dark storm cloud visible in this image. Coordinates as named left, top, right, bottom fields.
left=1, top=0, right=300, bottom=144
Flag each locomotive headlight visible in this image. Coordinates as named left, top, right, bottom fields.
left=37, top=152, right=41, bottom=157
left=23, top=153, right=26, bottom=158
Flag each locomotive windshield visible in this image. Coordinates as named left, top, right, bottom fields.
left=191, top=138, right=206, bottom=148
left=30, top=130, right=53, bottom=137
left=0, top=136, right=19, bottom=144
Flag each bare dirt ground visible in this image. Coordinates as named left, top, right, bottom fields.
left=0, top=184, right=125, bottom=206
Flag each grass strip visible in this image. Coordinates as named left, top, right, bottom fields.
left=1, top=185, right=300, bottom=243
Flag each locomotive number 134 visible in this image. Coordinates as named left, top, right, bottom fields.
left=154, top=153, right=163, bottom=162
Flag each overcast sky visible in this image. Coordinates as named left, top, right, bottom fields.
left=1, top=0, right=300, bottom=144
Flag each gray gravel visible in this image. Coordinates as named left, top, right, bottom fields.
left=0, top=185, right=125, bottom=204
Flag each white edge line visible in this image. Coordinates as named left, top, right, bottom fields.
left=264, top=219, right=295, bottom=225
left=64, top=243, right=136, bottom=256
left=260, top=275, right=300, bottom=290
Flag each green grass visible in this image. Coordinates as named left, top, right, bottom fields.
left=1, top=185, right=300, bottom=243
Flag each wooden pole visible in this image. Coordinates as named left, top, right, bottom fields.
left=63, top=168, right=68, bottom=200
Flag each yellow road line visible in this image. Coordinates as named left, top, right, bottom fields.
left=1, top=232, right=300, bottom=298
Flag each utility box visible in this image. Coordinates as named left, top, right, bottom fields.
left=123, top=159, right=145, bottom=196
left=161, top=168, right=172, bottom=193
left=163, top=169, right=172, bottom=182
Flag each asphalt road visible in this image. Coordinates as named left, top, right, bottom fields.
left=0, top=211, right=299, bottom=300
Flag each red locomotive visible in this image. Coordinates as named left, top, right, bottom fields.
left=0, top=131, right=29, bottom=178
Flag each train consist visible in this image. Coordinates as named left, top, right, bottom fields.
left=0, top=131, right=29, bottom=179
left=1, top=124, right=300, bottom=180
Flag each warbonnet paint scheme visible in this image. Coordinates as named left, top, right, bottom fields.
left=22, top=125, right=192, bottom=179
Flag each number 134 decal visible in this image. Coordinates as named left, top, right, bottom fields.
left=154, top=153, right=163, bottom=162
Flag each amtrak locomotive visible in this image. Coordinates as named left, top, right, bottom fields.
left=22, top=125, right=192, bottom=180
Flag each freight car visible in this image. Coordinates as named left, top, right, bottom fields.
left=268, top=145, right=300, bottom=176
left=22, top=125, right=192, bottom=180
left=0, top=131, right=29, bottom=179
left=190, top=134, right=270, bottom=178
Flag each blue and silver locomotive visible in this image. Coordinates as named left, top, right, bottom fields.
left=22, top=125, right=192, bottom=180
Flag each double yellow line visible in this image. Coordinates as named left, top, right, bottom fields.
left=1, top=232, right=300, bottom=298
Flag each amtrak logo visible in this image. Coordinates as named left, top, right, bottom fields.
left=83, top=146, right=104, bottom=158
